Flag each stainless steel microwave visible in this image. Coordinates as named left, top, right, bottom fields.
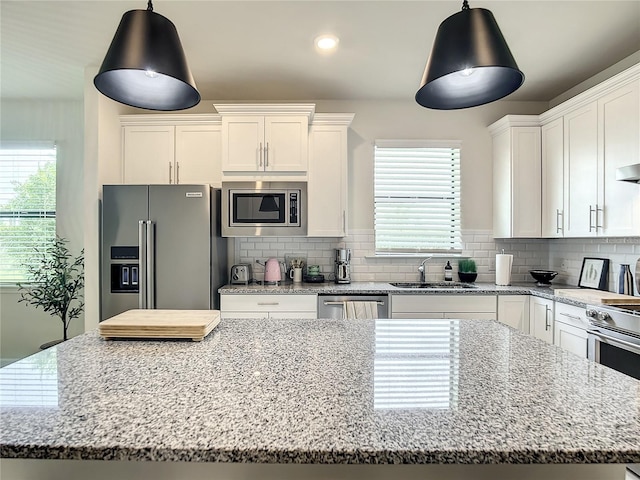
left=222, top=182, right=307, bottom=236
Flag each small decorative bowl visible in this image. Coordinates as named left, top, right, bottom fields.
left=529, top=270, right=558, bottom=285
left=458, top=272, right=478, bottom=283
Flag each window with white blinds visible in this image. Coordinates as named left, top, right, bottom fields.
left=0, top=142, right=57, bottom=284
left=374, top=141, right=461, bottom=253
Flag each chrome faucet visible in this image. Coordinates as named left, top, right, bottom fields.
left=418, top=257, right=432, bottom=283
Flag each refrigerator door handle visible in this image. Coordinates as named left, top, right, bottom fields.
left=146, top=220, right=155, bottom=309
left=138, top=220, right=147, bottom=309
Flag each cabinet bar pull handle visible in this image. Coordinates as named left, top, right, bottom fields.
left=176, top=162, right=180, bottom=184
left=259, top=142, right=263, bottom=167
left=265, top=142, right=269, bottom=167
left=559, top=312, right=581, bottom=321
left=556, top=209, right=563, bottom=233
left=257, top=302, right=279, bottom=306
left=588, top=205, right=596, bottom=232
left=545, top=306, right=551, bottom=331
left=323, top=301, right=385, bottom=306
left=169, top=162, right=172, bottom=184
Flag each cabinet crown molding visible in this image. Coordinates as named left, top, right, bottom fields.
left=488, top=115, right=540, bottom=135
left=213, top=103, right=316, bottom=121
left=310, top=113, right=355, bottom=126
left=119, top=114, right=221, bottom=126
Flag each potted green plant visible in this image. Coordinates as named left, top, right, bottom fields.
left=18, top=236, right=84, bottom=348
left=458, top=259, right=478, bottom=283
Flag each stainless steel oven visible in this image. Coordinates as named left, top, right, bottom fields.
left=586, top=305, right=640, bottom=380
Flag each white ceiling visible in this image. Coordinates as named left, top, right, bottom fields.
left=1, top=1, right=639, bottom=104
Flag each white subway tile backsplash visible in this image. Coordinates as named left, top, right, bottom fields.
left=234, top=232, right=639, bottom=289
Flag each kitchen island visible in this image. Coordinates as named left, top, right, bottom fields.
left=1, top=317, right=638, bottom=480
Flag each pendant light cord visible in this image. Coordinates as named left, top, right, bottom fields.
left=461, top=0, right=470, bottom=10
left=147, top=0, right=153, bottom=11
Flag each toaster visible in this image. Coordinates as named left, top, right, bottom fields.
left=230, top=264, right=253, bottom=285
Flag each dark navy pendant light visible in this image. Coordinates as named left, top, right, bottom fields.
left=416, top=0, right=524, bottom=110
left=94, top=0, right=200, bottom=111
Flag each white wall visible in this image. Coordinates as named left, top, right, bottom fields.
left=0, top=100, right=85, bottom=365
left=83, top=66, right=130, bottom=334
left=314, top=99, right=548, bottom=231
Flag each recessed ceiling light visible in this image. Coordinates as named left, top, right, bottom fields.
left=315, top=34, right=339, bottom=52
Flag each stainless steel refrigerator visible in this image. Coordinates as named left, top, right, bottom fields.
left=101, top=184, right=227, bottom=321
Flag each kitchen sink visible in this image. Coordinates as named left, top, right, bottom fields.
left=389, top=282, right=478, bottom=289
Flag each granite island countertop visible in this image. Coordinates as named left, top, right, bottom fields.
left=1, top=317, right=639, bottom=467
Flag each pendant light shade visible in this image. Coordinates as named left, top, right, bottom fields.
left=416, top=2, right=524, bottom=110
left=94, top=4, right=200, bottom=111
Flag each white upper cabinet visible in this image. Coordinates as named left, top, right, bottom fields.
left=490, top=116, right=541, bottom=238
left=597, top=80, right=640, bottom=236
left=120, top=115, right=222, bottom=187
left=537, top=62, right=639, bottom=238
left=215, top=104, right=315, bottom=176
left=174, top=125, right=222, bottom=186
left=307, top=115, right=354, bottom=237
left=541, top=118, right=565, bottom=237
left=122, top=124, right=175, bottom=184
left=563, top=102, right=599, bottom=237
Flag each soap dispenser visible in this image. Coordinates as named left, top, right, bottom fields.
left=444, top=261, right=453, bottom=281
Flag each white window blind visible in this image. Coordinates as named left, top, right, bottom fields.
left=0, top=142, right=57, bottom=284
left=374, top=141, right=461, bottom=253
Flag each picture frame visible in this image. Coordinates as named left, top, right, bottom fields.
left=578, top=257, right=610, bottom=290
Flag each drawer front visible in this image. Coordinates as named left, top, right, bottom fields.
left=391, top=295, right=496, bottom=313
left=221, top=294, right=317, bottom=312
left=554, top=302, right=590, bottom=330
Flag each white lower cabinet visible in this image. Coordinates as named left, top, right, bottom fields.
left=391, top=295, right=497, bottom=320
left=497, top=295, right=530, bottom=332
left=220, top=294, right=317, bottom=319
left=529, top=296, right=554, bottom=344
left=554, top=302, right=589, bottom=359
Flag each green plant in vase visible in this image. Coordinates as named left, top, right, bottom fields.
left=458, top=259, right=477, bottom=283
left=18, top=236, right=84, bottom=347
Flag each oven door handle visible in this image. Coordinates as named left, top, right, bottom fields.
left=588, top=329, right=640, bottom=355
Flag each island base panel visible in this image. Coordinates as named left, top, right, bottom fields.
left=0, top=460, right=627, bottom=480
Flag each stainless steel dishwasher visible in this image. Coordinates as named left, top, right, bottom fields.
left=317, top=294, right=389, bottom=319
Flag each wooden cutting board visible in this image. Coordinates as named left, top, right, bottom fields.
left=99, top=309, right=220, bottom=341
left=554, top=289, right=640, bottom=305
